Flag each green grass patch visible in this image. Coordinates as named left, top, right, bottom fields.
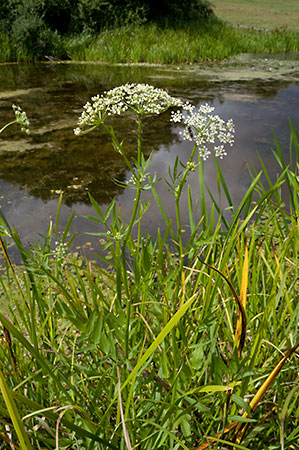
left=64, top=20, right=299, bottom=64
left=212, top=0, right=299, bottom=31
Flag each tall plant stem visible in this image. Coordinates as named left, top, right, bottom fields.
left=123, top=115, right=143, bottom=358
left=175, top=144, right=197, bottom=262
left=123, top=114, right=143, bottom=246
left=175, top=196, right=184, bottom=259
left=198, top=155, right=207, bottom=230
left=137, top=114, right=142, bottom=167
left=0, top=120, right=16, bottom=134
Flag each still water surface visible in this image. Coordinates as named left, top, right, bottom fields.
left=0, top=55, right=299, bottom=255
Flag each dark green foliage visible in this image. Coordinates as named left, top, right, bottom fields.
left=0, top=0, right=214, bottom=60
left=0, top=0, right=17, bottom=32
left=73, top=0, right=148, bottom=33
left=11, top=10, right=63, bottom=58
left=140, top=0, right=214, bottom=23
left=37, top=0, right=76, bottom=34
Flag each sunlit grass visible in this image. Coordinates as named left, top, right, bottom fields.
left=64, top=20, right=299, bottom=63
left=212, top=0, right=299, bottom=31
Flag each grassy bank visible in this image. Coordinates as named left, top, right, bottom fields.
left=1, top=17, right=299, bottom=63
left=64, top=20, right=299, bottom=64
left=0, top=88, right=298, bottom=449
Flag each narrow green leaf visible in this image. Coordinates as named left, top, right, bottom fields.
left=228, top=415, right=256, bottom=423
left=103, top=291, right=198, bottom=419
left=88, top=192, right=104, bottom=220
left=0, top=369, right=34, bottom=450
left=202, top=436, right=250, bottom=450
left=11, top=392, right=117, bottom=449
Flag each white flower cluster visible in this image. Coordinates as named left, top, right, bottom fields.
left=12, top=104, right=30, bottom=135
left=52, top=241, right=69, bottom=263
left=74, top=83, right=183, bottom=135
left=171, top=103, right=235, bottom=160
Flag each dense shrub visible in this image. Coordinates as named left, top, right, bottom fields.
left=140, top=0, right=214, bottom=23
left=11, top=11, right=63, bottom=58
left=73, top=0, right=148, bottom=33
left=1, top=0, right=214, bottom=34
left=0, top=0, right=16, bottom=32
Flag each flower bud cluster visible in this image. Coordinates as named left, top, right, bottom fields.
left=171, top=103, right=235, bottom=160
left=186, top=161, right=197, bottom=172
left=74, top=83, right=183, bottom=135
left=12, top=104, right=30, bottom=135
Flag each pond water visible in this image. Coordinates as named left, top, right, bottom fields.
left=0, top=54, right=299, bottom=257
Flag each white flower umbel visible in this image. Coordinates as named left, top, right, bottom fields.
left=170, top=103, right=235, bottom=160
left=74, top=83, right=183, bottom=135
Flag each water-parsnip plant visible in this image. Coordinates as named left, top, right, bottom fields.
left=0, top=87, right=298, bottom=450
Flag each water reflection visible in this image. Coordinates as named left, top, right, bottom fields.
left=0, top=57, right=298, bottom=251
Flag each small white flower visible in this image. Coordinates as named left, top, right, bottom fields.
left=170, top=110, right=183, bottom=123
left=214, top=145, right=227, bottom=159
left=172, top=103, right=235, bottom=160
left=52, top=241, right=68, bottom=262
left=74, top=127, right=82, bottom=136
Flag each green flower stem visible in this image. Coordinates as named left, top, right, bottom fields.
left=175, top=144, right=197, bottom=259
left=198, top=154, right=208, bottom=230
left=123, top=115, right=143, bottom=358
left=123, top=115, right=143, bottom=246
left=137, top=114, right=142, bottom=167
left=0, top=120, right=16, bottom=134
left=175, top=195, right=184, bottom=268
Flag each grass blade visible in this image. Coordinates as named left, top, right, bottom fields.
left=103, top=290, right=199, bottom=420
left=0, top=369, right=34, bottom=450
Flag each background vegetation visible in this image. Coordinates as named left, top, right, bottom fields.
left=0, top=0, right=212, bottom=60
left=1, top=0, right=299, bottom=62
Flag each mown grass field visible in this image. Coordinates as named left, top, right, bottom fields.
left=212, top=0, right=299, bottom=30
